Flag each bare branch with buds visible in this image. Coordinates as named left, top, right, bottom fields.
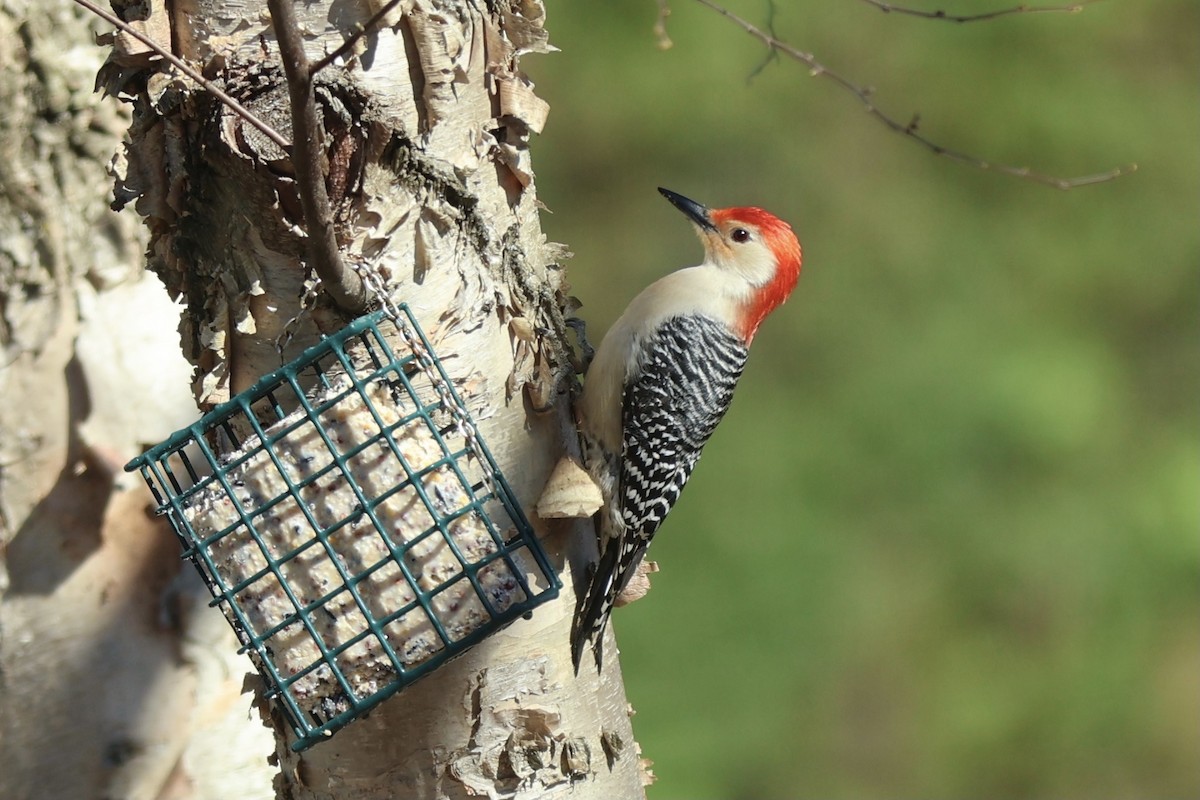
left=680, top=0, right=1135, bottom=189
left=859, top=0, right=1100, bottom=24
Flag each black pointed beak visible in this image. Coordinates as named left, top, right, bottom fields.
left=658, top=187, right=717, bottom=232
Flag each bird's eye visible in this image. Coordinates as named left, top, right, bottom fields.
left=731, top=227, right=751, bottom=243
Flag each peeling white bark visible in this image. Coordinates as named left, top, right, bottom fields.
left=0, top=5, right=271, bottom=800
left=45, top=0, right=650, bottom=797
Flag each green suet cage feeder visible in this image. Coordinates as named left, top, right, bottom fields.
left=126, top=307, right=560, bottom=750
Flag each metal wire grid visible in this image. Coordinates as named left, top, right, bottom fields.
left=126, top=308, right=560, bottom=750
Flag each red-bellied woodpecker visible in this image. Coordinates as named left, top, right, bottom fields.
left=571, top=187, right=803, bottom=670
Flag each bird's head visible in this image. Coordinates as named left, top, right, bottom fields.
left=659, top=187, right=803, bottom=341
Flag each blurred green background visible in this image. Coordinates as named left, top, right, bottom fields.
left=526, top=0, right=1199, bottom=797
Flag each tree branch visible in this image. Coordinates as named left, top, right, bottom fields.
left=859, top=0, right=1099, bottom=24
left=78, top=0, right=369, bottom=312
left=268, top=0, right=367, bottom=313
left=71, top=0, right=289, bottom=150
left=684, top=0, right=1135, bottom=188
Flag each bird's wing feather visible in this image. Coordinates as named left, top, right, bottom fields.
left=618, top=314, right=748, bottom=553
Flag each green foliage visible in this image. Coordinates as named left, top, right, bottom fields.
left=527, top=1, right=1198, bottom=796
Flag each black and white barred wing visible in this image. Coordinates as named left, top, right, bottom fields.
left=619, top=314, right=749, bottom=546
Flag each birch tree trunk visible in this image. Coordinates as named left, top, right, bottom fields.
left=0, top=4, right=234, bottom=799
left=2, top=0, right=645, bottom=798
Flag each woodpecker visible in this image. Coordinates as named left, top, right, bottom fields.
left=571, top=187, right=803, bottom=670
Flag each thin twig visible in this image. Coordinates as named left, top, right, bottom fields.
left=311, top=0, right=405, bottom=74
left=687, top=0, right=1135, bottom=188
left=860, top=0, right=1098, bottom=23
left=71, top=0, right=289, bottom=149
left=268, top=0, right=367, bottom=312
left=745, top=0, right=780, bottom=83
left=654, top=0, right=675, bottom=50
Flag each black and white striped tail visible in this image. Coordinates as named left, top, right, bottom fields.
left=571, top=535, right=624, bottom=670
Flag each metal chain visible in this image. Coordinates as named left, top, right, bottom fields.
left=275, top=274, right=323, bottom=359
left=356, top=266, right=497, bottom=498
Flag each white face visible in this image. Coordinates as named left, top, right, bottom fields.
left=699, top=220, right=779, bottom=289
